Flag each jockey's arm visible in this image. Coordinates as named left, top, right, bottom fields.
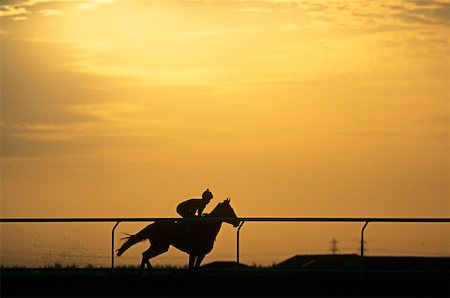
left=197, top=205, right=206, bottom=217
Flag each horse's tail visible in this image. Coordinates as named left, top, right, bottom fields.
left=116, top=223, right=155, bottom=257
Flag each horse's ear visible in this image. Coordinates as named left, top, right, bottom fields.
left=225, top=197, right=231, bottom=203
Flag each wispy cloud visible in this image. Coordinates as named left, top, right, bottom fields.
left=76, top=0, right=115, bottom=11
left=0, top=5, right=28, bottom=19
left=182, top=28, right=242, bottom=37
left=181, top=26, right=262, bottom=37
left=39, top=9, right=64, bottom=16
left=58, top=39, right=238, bottom=86
left=392, top=2, right=450, bottom=26
left=2, top=100, right=234, bottom=161
left=6, top=102, right=153, bottom=142
left=415, top=113, right=449, bottom=126
left=276, top=23, right=300, bottom=30
left=238, top=7, right=276, bottom=13
left=342, top=128, right=449, bottom=141
left=65, top=58, right=237, bottom=87
left=66, top=102, right=145, bottom=122
left=12, top=16, right=28, bottom=21
left=0, top=0, right=64, bottom=19
left=0, top=0, right=114, bottom=20
left=260, top=0, right=450, bottom=28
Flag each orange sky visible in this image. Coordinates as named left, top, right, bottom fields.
left=1, top=0, right=449, bottom=267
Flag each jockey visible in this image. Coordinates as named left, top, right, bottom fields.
left=177, top=189, right=213, bottom=218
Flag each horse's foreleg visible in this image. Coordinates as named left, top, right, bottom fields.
left=194, top=255, right=205, bottom=270
left=139, top=257, right=149, bottom=275
left=188, top=254, right=196, bottom=272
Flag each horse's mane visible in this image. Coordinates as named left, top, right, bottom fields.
left=208, top=199, right=231, bottom=217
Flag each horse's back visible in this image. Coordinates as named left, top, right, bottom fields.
left=144, top=220, right=175, bottom=245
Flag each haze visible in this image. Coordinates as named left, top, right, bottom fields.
left=1, top=0, right=448, bottom=267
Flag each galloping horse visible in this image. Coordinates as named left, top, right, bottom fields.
left=117, top=199, right=240, bottom=274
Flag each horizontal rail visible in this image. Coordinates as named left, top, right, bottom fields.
left=1, top=217, right=449, bottom=223
left=2, top=217, right=448, bottom=272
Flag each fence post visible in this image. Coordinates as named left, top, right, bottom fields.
left=111, top=221, right=121, bottom=270
left=360, top=221, right=369, bottom=279
left=237, top=221, right=245, bottom=264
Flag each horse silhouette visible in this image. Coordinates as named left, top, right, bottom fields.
left=116, top=198, right=240, bottom=274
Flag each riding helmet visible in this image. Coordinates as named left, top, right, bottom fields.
left=202, top=189, right=213, bottom=200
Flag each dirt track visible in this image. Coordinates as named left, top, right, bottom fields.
left=1, top=268, right=449, bottom=297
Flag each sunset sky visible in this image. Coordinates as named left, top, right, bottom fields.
left=1, top=0, right=449, bottom=267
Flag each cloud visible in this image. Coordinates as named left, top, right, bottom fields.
left=10, top=123, right=81, bottom=141
left=276, top=23, right=300, bottom=30
left=66, top=102, right=145, bottom=122
left=3, top=102, right=152, bottom=143
left=265, top=0, right=450, bottom=28
left=382, top=0, right=450, bottom=27
left=0, top=1, right=35, bottom=19
left=238, top=7, right=275, bottom=13
left=76, top=0, right=114, bottom=10
left=415, top=113, right=449, bottom=126
left=0, top=0, right=113, bottom=20
left=0, top=5, right=28, bottom=18
left=39, top=9, right=63, bottom=16
left=182, top=28, right=242, bottom=37
left=404, top=0, right=445, bottom=7
left=181, top=27, right=261, bottom=37
left=341, top=128, right=448, bottom=140
left=60, top=39, right=238, bottom=87
left=12, top=16, right=28, bottom=21
left=1, top=100, right=234, bottom=161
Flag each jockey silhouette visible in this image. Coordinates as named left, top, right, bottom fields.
left=177, top=189, right=213, bottom=218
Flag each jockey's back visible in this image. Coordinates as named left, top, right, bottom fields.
left=176, top=198, right=208, bottom=217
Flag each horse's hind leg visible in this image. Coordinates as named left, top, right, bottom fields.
left=140, top=245, right=169, bottom=275
left=139, top=256, right=152, bottom=275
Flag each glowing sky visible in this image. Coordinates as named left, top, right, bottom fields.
left=1, top=0, right=449, bottom=266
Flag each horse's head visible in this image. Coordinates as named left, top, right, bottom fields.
left=211, top=198, right=240, bottom=227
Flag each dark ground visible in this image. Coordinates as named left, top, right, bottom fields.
left=1, top=267, right=449, bottom=297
